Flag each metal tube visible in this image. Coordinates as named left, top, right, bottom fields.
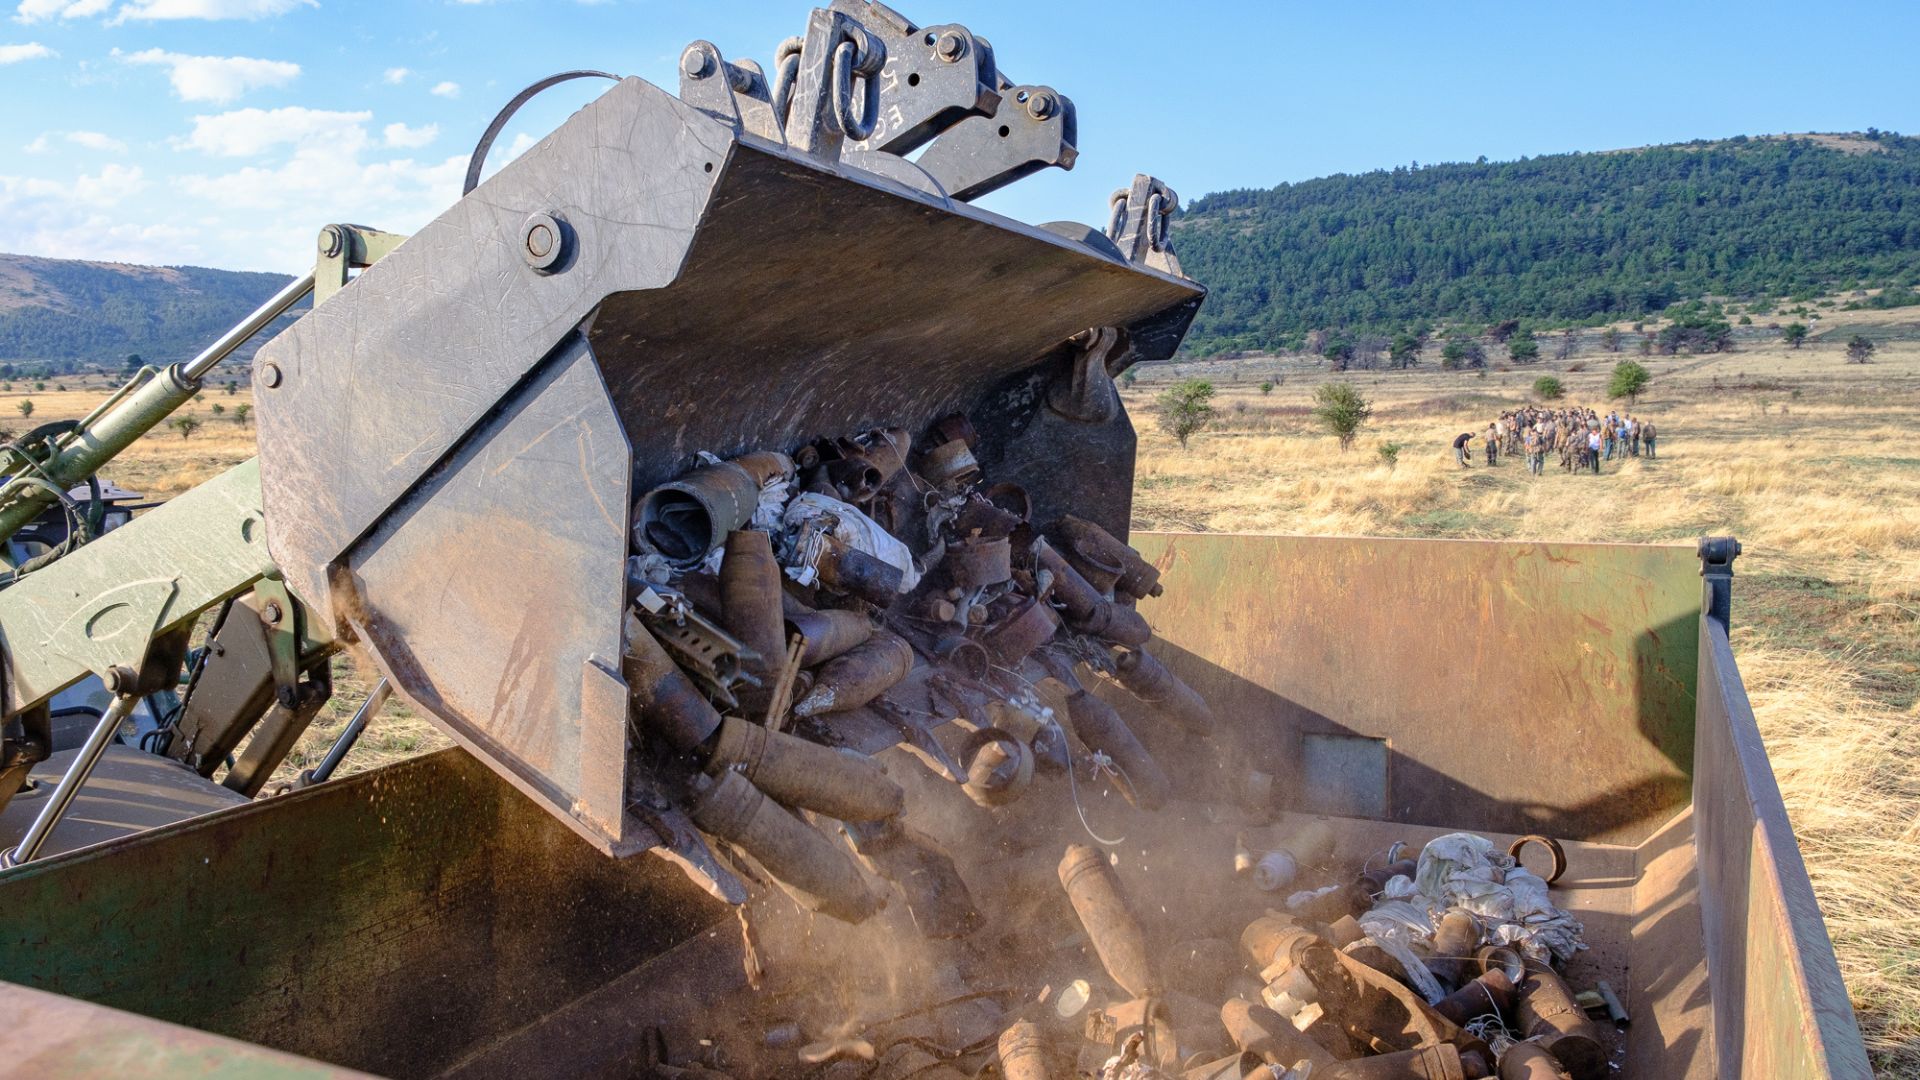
left=3, top=693, right=137, bottom=867
left=182, top=271, right=315, bottom=382
left=0, top=272, right=314, bottom=544
left=308, top=678, right=391, bottom=784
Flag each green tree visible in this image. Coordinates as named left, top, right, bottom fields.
left=32, top=381, right=44, bottom=392
left=1507, top=330, right=1540, bottom=364
left=1846, top=334, right=1877, bottom=364
left=1782, top=323, right=1808, bottom=349
left=232, top=403, right=253, bottom=427
left=1119, top=368, right=1138, bottom=389
left=171, top=415, right=202, bottom=439
left=1608, top=361, right=1651, bottom=405
left=123, top=354, right=143, bottom=373
left=211, top=403, right=226, bottom=416
left=1377, top=441, right=1402, bottom=469
left=1600, top=327, right=1621, bottom=352
left=1440, top=337, right=1485, bottom=370
left=1388, top=333, right=1422, bottom=368
left=1312, top=382, right=1373, bottom=450
left=1534, top=375, right=1564, bottom=400
left=1155, top=378, right=1216, bottom=449
left=16, top=400, right=32, bottom=419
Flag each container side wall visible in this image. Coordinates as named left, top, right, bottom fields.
left=0, top=748, right=728, bottom=1078
left=1694, top=613, right=1871, bottom=1079
left=1129, top=533, right=1699, bottom=844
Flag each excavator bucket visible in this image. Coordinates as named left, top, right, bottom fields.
left=251, top=15, right=1202, bottom=875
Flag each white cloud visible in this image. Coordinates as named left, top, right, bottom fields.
left=13, top=0, right=108, bottom=23
left=66, top=130, right=128, bottom=152
left=382, top=121, right=438, bottom=149
left=117, top=47, right=299, bottom=103
left=0, top=41, right=57, bottom=62
left=382, top=66, right=410, bottom=84
left=24, top=130, right=127, bottom=152
left=183, top=106, right=369, bottom=157
left=429, top=80, right=459, bottom=99
left=111, top=0, right=312, bottom=21
left=1, top=163, right=145, bottom=209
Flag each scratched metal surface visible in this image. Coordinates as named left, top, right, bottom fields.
left=1128, top=533, right=1701, bottom=844
left=347, top=339, right=634, bottom=852
left=1693, top=616, right=1871, bottom=1078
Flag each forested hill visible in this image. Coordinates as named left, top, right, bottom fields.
left=0, top=254, right=295, bottom=368
left=1174, top=132, right=1920, bottom=353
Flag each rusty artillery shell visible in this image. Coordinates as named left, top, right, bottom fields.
left=1514, top=968, right=1609, bottom=1080
left=787, top=608, right=874, bottom=667
left=1063, top=689, right=1171, bottom=810
left=1037, top=541, right=1152, bottom=647
left=1497, top=1043, right=1571, bottom=1080
left=1063, top=544, right=1125, bottom=594
left=1220, top=999, right=1333, bottom=1069
left=1112, top=647, right=1214, bottom=736
left=846, top=816, right=981, bottom=938
left=1329, top=915, right=1366, bottom=948
left=1056, top=515, right=1163, bottom=600
left=720, top=530, right=786, bottom=668
left=932, top=412, right=978, bottom=448
left=1475, top=944, right=1527, bottom=984
left=984, top=598, right=1059, bottom=665
left=690, top=770, right=881, bottom=924
left=946, top=535, right=1013, bottom=588
left=733, top=450, right=795, bottom=486
left=1317, top=1044, right=1465, bottom=1080
left=922, top=439, right=982, bottom=487
left=635, top=458, right=763, bottom=568
left=826, top=459, right=884, bottom=504
left=1058, top=844, right=1158, bottom=998
left=997, top=1019, right=1051, bottom=1080
left=818, top=538, right=904, bottom=606
left=1241, top=915, right=1318, bottom=970
left=624, top=618, right=722, bottom=752
left=792, top=631, right=915, bottom=718
left=1429, top=909, right=1482, bottom=987
left=707, top=716, right=904, bottom=822
left=1432, top=969, right=1516, bottom=1026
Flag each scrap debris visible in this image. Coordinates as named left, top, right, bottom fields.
left=623, top=414, right=1212, bottom=925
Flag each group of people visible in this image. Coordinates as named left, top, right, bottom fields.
left=1453, top=407, right=1657, bottom=475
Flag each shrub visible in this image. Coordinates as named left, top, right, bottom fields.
left=1846, top=335, right=1877, bottom=364
left=1312, top=382, right=1373, bottom=450
left=171, top=416, right=202, bottom=439
left=1534, top=375, right=1565, bottom=400
left=1155, top=379, right=1216, bottom=449
left=1377, top=441, right=1402, bottom=469
left=1608, top=361, right=1651, bottom=405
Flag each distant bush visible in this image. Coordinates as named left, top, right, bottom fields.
left=1534, top=376, right=1565, bottom=400
left=1312, top=382, right=1373, bottom=450
left=1609, top=361, right=1652, bottom=404
left=1156, top=378, right=1217, bottom=449
left=1377, top=441, right=1403, bottom=469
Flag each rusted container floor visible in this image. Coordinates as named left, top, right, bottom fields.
left=435, top=779, right=1712, bottom=1080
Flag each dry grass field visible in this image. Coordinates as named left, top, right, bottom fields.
left=1126, top=310, right=1920, bottom=1074
left=11, top=304, right=1916, bottom=1071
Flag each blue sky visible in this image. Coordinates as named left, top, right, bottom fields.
left=3, top=0, right=1917, bottom=272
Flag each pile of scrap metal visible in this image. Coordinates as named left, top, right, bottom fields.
left=1006, top=831, right=1609, bottom=1080
left=621, top=417, right=1213, bottom=926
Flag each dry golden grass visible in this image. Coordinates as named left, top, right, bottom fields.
left=1129, top=328, right=1920, bottom=1074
